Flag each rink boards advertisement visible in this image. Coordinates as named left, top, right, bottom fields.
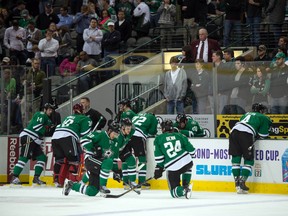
left=217, top=115, right=288, bottom=139
left=0, top=136, right=287, bottom=194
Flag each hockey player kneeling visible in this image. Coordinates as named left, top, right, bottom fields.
left=63, top=121, right=121, bottom=196
left=154, top=120, right=196, bottom=199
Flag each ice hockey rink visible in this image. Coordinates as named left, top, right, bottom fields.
left=0, top=186, right=287, bottom=216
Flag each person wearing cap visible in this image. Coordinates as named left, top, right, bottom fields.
left=269, top=52, right=288, bottom=114
left=1, top=57, right=10, bottom=65
left=83, top=17, right=103, bottom=63
left=254, top=45, right=271, bottom=69
left=3, top=19, right=27, bottom=65
left=36, top=2, right=59, bottom=31
left=102, top=21, right=121, bottom=57
left=19, top=9, right=34, bottom=28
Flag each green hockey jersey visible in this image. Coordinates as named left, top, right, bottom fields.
left=154, top=132, right=196, bottom=171
left=132, top=113, right=158, bottom=139
left=173, top=118, right=205, bottom=137
left=232, top=112, right=272, bottom=138
left=117, top=127, right=135, bottom=153
left=52, top=114, right=92, bottom=141
left=120, top=109, right=137, bottom=121
left=20, top=111, right=52, bottom=144
left=81, top=131, right=120, bottom=160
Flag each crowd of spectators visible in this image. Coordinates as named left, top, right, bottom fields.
left=0, top=0, right=288, bottom=134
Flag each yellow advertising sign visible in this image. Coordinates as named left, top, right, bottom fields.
left=217, top=115, right=288, bottom=139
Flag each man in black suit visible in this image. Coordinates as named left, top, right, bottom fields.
left=115, top=10, right=132, bottom=52
left=191, top=27, right=221, bottom=62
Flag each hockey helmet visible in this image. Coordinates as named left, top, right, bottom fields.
left=73, top=103, right=84, bottom=114
left=43, top=103, right=55, bottom=110
left=117, top=98, right=131, bottom=107
left=176, top=114, right=188, bottom=123
left=252, top=103, right=267, bottom=113
left=108, top=120, right=121, bottom=133
left=161, top=120, right=174, bottom=133
left=120, top=118, right=132, bottom=127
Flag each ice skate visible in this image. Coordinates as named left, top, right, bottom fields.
left=100, top=186, right=111, bottom=194
left=123, top=183, right=130, bottom=190
left=129, top=181, right=141, bottom=192
left=32, top=176, right=46, bottom=186
left=184, top=183, right=193, bottom=199
left=10, top=176, right=22, bottom=187
left=141, top=182, right=151, bottom=190
left=62, top=179, right=73, bottom=196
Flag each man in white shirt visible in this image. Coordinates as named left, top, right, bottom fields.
left=133, top=0, right=150, bottom=38
left=83, top=17, right=103, bottom=63
left=38, top=29, right=59, bottom=76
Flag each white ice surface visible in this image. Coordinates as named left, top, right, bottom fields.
left=0, top=186, right=288, bottom=216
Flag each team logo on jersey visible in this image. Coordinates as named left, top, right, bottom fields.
left=104, top=149, right=113, bottom=158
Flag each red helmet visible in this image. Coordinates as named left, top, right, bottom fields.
left=73, top=103, right=84, bottom=114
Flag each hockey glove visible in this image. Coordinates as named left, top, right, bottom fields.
left=154, top=166, right=164, bottom=179
left=113, top=169, right=123, bottom=183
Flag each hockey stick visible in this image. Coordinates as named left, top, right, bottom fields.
left=105, top=108, right=114, bottom=120
left=103, top=177, right=153, bottom=198
left=92, top=116, right=103, bottom=132
left=123, top=181, right=141, bottom=195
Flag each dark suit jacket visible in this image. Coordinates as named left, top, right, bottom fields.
left=191, top=38, right=221, bottom=62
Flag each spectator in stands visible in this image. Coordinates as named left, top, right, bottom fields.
left=115, top=10, right=132, bottom=52
left=0, top=8, right=10, bottom=28
left=191, top=59, right=210, bottom=114
left=38, top=28, right=59, bottom=76
left=157, top=0, right=176, bottom=48
left=80, top=96, right=107, bottom=130
left=177, top=0, right=197, bottom=43
left=9, top=0, right=27, bottom=22
left=0, top=68, right=17, bottom=133
left=269, top=52, right=288, bottom=114
left=39, top=0, right=51, bottom=14
left=57, top=25, right=72, bottom=64
left=133, top=0, right=150, bottom=38
left=36, top=2, right=60, bottom=31
left=250, top=66, right=270, bottom=107
left=191, top=27, right=221, bottom=63
left=265, top=0, right=286, bottom=45
left=56, top=6, right=74, bottom=28
left=48, top=22, right=61, bottom=42
left=4, top=19, right=27, bottom=65
left=1, top=56, right=10, bottom=65
left=19, top=9, right=35, bottom=28
left=25, top=21, right=42, bottom=60
left=195, top=0, right=208, bottom=26
left=20, top=58, right=46, bottom=121
left=163, top=56, right=187, bottom=114
left=73, top=5, right=92, bottom=53
left=101, top=0, right=117, bottom=21
left=230, top=56, right=251, bottom=112
left=245, top=0, right=264, bottom=46
left=211, top=50, right=231, bottom=114
left=0, top=18, right=6, bottom=59
left=83, top=17, right=103, bottom=63
left=115, top=0, right=134, bottom=22
left=99, top=9, right=113, bottom=34
left=253, top=45, right=271, bottom=69
left=76, top=51, right=98, bottom=93
left=146, top=0, right=161, bottom=28
left=223, top=0, right=245, bottom=47
left=59, top=55, right=79, bottom=77
left=102, top=21, right=121, bottom=57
